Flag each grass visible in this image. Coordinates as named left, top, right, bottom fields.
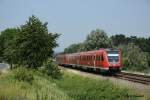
left=0, top=70, right=71, bottom=100
left=55, top=73, right=141, bottom=100
left=0, top=68, right=145, bottom=100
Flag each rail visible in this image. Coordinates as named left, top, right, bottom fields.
left=114, top=72, right=150, bottom=85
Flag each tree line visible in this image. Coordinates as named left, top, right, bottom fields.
left=64, top=29, right=150, bottom=72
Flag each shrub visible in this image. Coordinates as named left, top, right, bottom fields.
left=119, top=43, right=149, bottom=72
left=12, top=67, right=34, bottom=83
left=41, top=59, right=62, bottom=79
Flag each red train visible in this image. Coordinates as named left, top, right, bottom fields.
left=56, top=48, right=122, bottom=73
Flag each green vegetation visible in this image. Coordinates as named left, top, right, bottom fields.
left=0, top=67, right=142, bottom=100
left=0, top=15, right=59, bottom=69
left=55, top=73, right=139, bottom=100
left=119, top=43, right=149, bottom=72
left=0, top=68, right=70, bottom=100
left=0, top=16, right=62, bottom=82
left=64, top=29, right=150, bottom=72
left=64, top=29, right=111, bottom=53
left=40, top=58, right=62, bottom=79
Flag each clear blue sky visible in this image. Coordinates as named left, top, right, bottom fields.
left=0, top=0, right=150, bottom=52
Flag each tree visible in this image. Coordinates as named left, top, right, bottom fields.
left=64, top=43, right=82, bottom=53
left=64, top=29, right=111, bottom=53
left=84, top=29, right=111, bottom=51
left=13, top=15, right=59, bottom=68
left=111, top=34, right=127, bottom=46
left=0, top=28, right=18, bottom=66
left=119, top=43, right=149, bottom=72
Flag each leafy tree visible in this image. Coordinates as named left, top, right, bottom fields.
left=83, top=29, right=111, bottom=51
left=119, top=43, right=149, bottom=72
left=13, top=15, right=59, bottom=68
left=134, top=37, right=150, bottom=52
left=111, top=34, right=127, bottom=46
left=0, top=28, right=18, bottom=66
left=64, top=43, right=82, bottom=53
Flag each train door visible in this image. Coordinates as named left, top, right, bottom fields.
left=93, top=54, right=96, bottom=68
left=95, top=53, right=100, bottom=68
left=99, top=52, right=103, bottom=67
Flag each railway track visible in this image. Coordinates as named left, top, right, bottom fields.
left=114, top=72, right=150, bottom=85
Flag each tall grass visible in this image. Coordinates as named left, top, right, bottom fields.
left=0, top=68, right=142, bottom=100
left=55, top=73, right=140, bottom=100
left=0, top=68, right=71, bottom=100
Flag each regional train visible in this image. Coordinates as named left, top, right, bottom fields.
left=56, top=48, right=122, bottom=73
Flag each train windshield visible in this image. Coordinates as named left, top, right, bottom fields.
left=107, top=50, right=119, bottom=63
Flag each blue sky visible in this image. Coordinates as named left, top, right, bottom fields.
left=0, top=0, right=150, bottom=52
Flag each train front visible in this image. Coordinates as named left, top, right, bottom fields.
left=106, top=49, right=122, bottom=72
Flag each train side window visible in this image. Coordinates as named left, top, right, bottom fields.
left=101, top=54, right=104, bottom=61
left=96, top=55, right=98, bottom=61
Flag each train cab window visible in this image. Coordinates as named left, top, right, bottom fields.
left=107, top=50, right=119, bottom=62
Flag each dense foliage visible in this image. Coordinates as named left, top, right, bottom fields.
left=83, top=29, right=111, bottom=51
left=41, top=59, right=62, bottom=79
left=0, top=28, right=19, bottom=67
left=64, top=29, right=111, bottom=53
left=0, top=15, right=62, bottom=80
left=0, top=15, right=59, bottom=69
left=12, top=67, right=34, bottom=83
left=119, top=43, right=149, bottom=72
left=64, top=29, right=150, bottom=72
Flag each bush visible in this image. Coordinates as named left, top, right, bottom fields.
left=119, top=43, right=149, bottom=72
left=41, top=59, right=62, bottom=79
left=12, top=67, right=34, bottom=83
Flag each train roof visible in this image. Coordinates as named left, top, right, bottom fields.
left=57, top=48, right=120, bottom=57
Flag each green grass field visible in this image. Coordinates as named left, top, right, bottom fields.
left=0, top=69, right=146, bottom=100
